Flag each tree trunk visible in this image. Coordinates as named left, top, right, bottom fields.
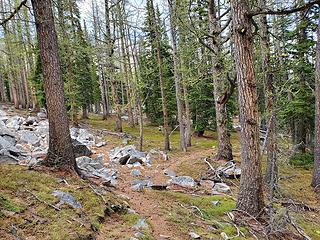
left=118, top=4, right=134, bottom=127
left=82, top=105, right=88, bottom=119
left=259, top=0, right=277, bottom=188
left=312, top=14, right=320, bottom=189
left=31, top=0, right=78, bottom=173
left=231, top=0, right=264, bottom=216
left=183, top=83, right=192, bottom=147
left=208, top=0, right=233, bottom=160
left=152, top=0, right=170, bottom=151
left=168, top=0, right=186, bottom=152
left=92, top=0, right=109, bottom=120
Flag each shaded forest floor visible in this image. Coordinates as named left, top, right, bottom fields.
left=1, top=110, right=320, bottom=239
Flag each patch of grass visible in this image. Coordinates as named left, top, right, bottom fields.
left=0, top=164, right=121, bottom=240
left=289, top=152, right=314, bottom=169
left=159, top=191, right=253, bottom=239
left=0, top=193, right=24, bottom=214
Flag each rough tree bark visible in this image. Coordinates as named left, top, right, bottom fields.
left=231, top=0, right=264, bottom=215
left=312, top=13, right=320, bottom=189
left=208, top=0, right=233, bottom=160
left=259, top=0, right=278, bottom=188
left=31, top=0, right=78, bottom=173
left=168, top=0, right=186, bottom=152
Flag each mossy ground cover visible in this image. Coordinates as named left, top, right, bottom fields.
left=0, top=164, right=123, bottom=240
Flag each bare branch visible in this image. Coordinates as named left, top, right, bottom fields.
left=0, top=0, right=27, bottom=26
left=249, top=0, right=320, bottom=17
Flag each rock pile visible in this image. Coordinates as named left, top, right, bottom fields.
left=76, top=155, right=117, bottom=186
left=109, top=145, right=151, bottom=166
left=216, top=161, right=241, bottom=179
left=0, top=109, right=100, bottom=165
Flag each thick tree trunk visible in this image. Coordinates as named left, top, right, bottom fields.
left=231, top=0, right=264, bottom=216
left=312, top=14, right=320, bottom=189
left=259, top=0, right=277, bottom=188
left=168, top=0, right=186, bottom=152
left=31, top=0, right=78, bottom=173
left=208, top=0, right=233, bottom=160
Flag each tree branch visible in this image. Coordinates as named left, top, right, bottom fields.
left=249, top=0, right=320, bottom=17
left=0, top=0, right=27, bottom=26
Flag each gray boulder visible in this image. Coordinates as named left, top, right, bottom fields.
left=132, top=219, right=149, bottom=230
left=37, top=112, right=47, bottom=120
left=131, top=169, right=142, bottom=176
left=131, top=179, right=153, bottom=191
left=164, top=169, right=176, bottom=178
left=77, top=129, right=95, bottom=146
left=169, top=176, right=196, bottom=188
left=52, top=190, right=82, bottom=209
left=19, top=130, right=41, bottom=146
left=24, top=116, right=37, bottom=126
left=6, top=116, right=24, bottom=130
left=212, top=183, right=230, bottom=194
left=72, top=139, right=92, bottom=157
left=0, top=110, right=7, bottom=117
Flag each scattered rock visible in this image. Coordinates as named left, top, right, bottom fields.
left=37, top=112, right=47, bottom=120
left=216, top=161, right=241, bottom=179
left=72, top=139, right=92, bottom=157
left=147, top=149, right=168, bottom=161
left=96, top=141, right=107, bottom=148
left=189, top=232, right=201, bottom=239
left=164, top=169, right=176, bottom=178
left=6, top=116, right=24, bottom=130
left=19, top=130, right=41, bottom=146
left=169, top=176, right=196, bottom=188
left=0, top=110, right=7, bottom=117
left=76, top=155, right=118, bottom=186
left=131, top=179, right=153, bottom=191
left=77, top=129, right=95, bottom=146
left=211, top=200, right=220, bottom=206
left=24, top=116, right=37, bottom=126
left=109, top=145, right=148, bottom=166
left=212, top=183, right=230, bottom=194
left=52, top=190, right=82, bottom=209
left=134, top=232, right=145, bottom=238
left=0, top=154, right=18, bottom=164
left=132, top=218, right=149, bottom=230
left=131, top=169, right=142, bottom=176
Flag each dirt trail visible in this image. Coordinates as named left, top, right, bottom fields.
left=95, top=143, right=214, bottom=240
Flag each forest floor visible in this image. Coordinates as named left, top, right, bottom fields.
left=1, top=110, right=320, bottom=240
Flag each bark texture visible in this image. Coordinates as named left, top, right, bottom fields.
left=31, top=0, right=77, bottom=172
left=208, top=0, right=233, bottom=160
left=259, top=0, right=277, bottom=187
left=231, top=0, right=264, bottom=215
